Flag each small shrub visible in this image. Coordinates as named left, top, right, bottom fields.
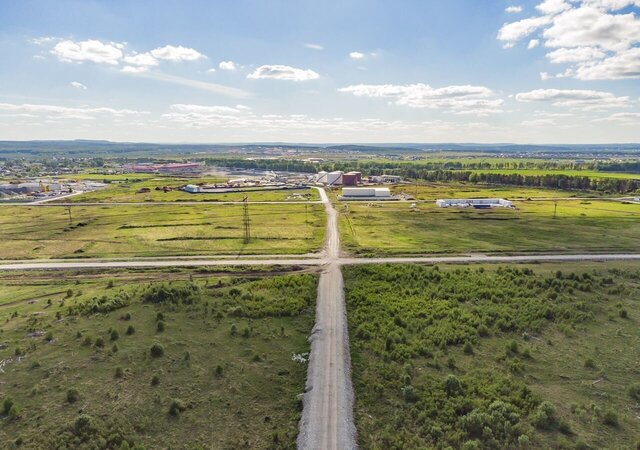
left=112, top=343, right=119, bottom=353
left=94, top=337, right=105, bottom=348
left=107, top=280, right=114, bottom=288
left=124, top=313, right=131, bottom=320
left=533, top=401, right=557, bottom=430
left=215, top=365, right=223, bottom=377
left=584, top=358, right=596, bottom=369
left=402, top=385, right=418, bottom=403
left=169, top=399, right=186, bottom=416
left=45, top=331, right=54, bottom=342
left=156, top=321, right=165, bottom=332
left=8, top=404, right=20, bottom=420
left=156, top=312, right=164, bottom=321
left=602, top=409, right=619, bottom=427
left=230, top=324, right=237, bottom=336
left=150, top=343, right=164, bottom=358
left=82, top=336, right=93, bottom=346
left=151, top=375, right=160, bottom=386
left=628, top=383, right=640, bottom=401
left=3, top=397, right=14, bottom=415
left=115, top=367, right=124, bottom=378
left=506, top=340, right=519, bottom=354
left=66, top=289, right=73, bottom=298
left=66, top=388, right=79, bottom=404
left=619, top=309, right=628, bottom=319
left=110, top=329, right=119, bottom=341
left=444, top=374, right=464, bottom=397
left=126, top=325, right=135, bottom=335
left=463, top=341, right=474, bottom=355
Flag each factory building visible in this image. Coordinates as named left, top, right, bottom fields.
left=342, top=171, right=362, bottom=186
left=436, top=198, right=513, bottom=208
left=316, top=170, right=344, bottom=185
left=339, top=187, right=393, bottom=200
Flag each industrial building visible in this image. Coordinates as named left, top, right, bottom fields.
left=436, top=198, right=513, bottom=208
left=342, top=171, right=362, bottom=186
left=316, top=170, right=344, bottom=186
left=339, top=187, right=394, bottom=201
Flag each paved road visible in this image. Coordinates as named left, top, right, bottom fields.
left=297, top=188, right=357, bottom=450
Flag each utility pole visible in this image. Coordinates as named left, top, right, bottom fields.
left=242, top=195, right=251, bottom=244
left=65, top=206, right=72, bottom=225
left=553, top=201, right=558, bottom=219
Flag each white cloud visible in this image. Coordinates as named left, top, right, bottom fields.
left=247, top=65, right=320, bottom=81
left=0, top=102, right=148, bottom=120
left=338, top=83, right=504, bottom=115
left=528, top=39, right=540, bottom=49
left=51, top=39, right=124, bottom=65
left=219, top=60, right=237, bottom=71
left=515, top=88, right=631, bottom=110
left=522, top=118, right=556, bottom=126
left=506, top=5, right=523, bottom=13
left=31, top=36, right=58, bottom=46
left=207, top=68, right=216, bottom=73
left=169, top=104, right=245, bottom=114
left=121, top=65, right=148, bottom=74
left=546, top=46, right=606, bottom=63
left=305, top=43, right=324, bottom=50
left=150, top=45, right=205, bottom=61
left=536, top=0, right=571, bottom=15
left=592, top=111, right=640, bottom=122
left=122, top=52, right=158, bottom=68
left=574, top=47, right=640, bottom=79
left=497, top=16, right=552, bottom=44
left=349, top=51, right=366, bottom=60
left=498, top=1, right=640, bottom=80
left=129, top=71, right=250, bottom=98
left=540, top=71, right=551, bottom=80
left=70, top=81, right=87, bottom=90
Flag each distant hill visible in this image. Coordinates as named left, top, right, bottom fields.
left=0, top=140, right=638, bottom=157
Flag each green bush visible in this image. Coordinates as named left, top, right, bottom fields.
left=584, top=358, right=596, bottom=369
left=532, top=401, right=557, bottom=430
left=156, top=321, right=165, bottom=332
left=150, top=343, right=164, bottom=358
left=110, top=329, right=119, bottom=341
left=142, top=282, right=201, bottom=305
left=115, top=367, right=124, bottom=378
left=168, top=399, right=186, bottom=416
left=602, top=409, right=619, bottom=427
left=94, top=337, right=105, bottom=348
left=151, top=375, right=160, bottom=386
left=66, top=389, right=79, bottom=404
left=3, top=397, right=14, bottom=415
left=463, top=341, right=474, bottom=355
left=628, top=383, right=640, bottom=401
left=126, top=325, right=135, bottom=335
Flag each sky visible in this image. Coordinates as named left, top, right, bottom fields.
left=0, top=0, right=639, bottom=144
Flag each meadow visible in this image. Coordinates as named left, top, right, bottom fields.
left=0, top=267, right=318, bottom=449
left=0, top=203, right=325, bottom=259
left=344, top=262, right=640, bottom=449
left=59, top=176, right=319, bottom=203
left=466, top=169, right=640, bottom=180
left=339, top=196, right=640, bottom=256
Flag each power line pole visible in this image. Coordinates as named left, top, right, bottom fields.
left=65, top=206, right=72, bottom=225
left=242, top=195, right=251, bottom=244
left=553, top=201, right=558, bottom=219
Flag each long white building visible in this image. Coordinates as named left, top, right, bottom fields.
left=436, top=198, right=513, bottom=208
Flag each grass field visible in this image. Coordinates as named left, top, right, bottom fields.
left=0, top=203, right=325, bottom=259
left=386, top=183, right=611, bottom=201
left=345, top=262, right=640, bottom=449
left=466, top=169, right=640, bottom=180
left=60, top=176, right=319, bottom=203
left=0, top=267, right=318, bottom=449
left=339, top=197, right=640, bottom=256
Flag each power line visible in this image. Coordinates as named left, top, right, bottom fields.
left=242, top=195, right=251, bottom=244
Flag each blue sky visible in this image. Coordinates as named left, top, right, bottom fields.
left=0, top=0, right=638, bottom=143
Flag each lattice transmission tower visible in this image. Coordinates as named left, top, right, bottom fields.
left=242, top=195, right=251, bottom=244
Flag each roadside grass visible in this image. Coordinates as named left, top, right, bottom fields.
left=57, top=176, right=319, bottom=203
left=344, top=262, right=640, bottom=449
left=0, top=268, right=317, bottom=449
left=0, top=203, right=325, bottom=259
left=388, top=183, right=612, bottom=201
left=339, top=197, right=640, bottom=256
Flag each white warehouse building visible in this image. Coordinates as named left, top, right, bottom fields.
left=436, top=198, right=513, bottom=208
left=316, top=170, right=343, bottom=185
left=339, top=187, right=392, bottom=200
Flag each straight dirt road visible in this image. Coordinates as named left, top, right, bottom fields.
left=297, top=187, right=357, bottom=450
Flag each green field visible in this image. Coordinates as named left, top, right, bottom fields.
left=59, top=176, right=319, bottom=203
left=466, top=169, right=640, bottom=180
left=339, top=198, right=640, bottom=256
left=0, top=267, right=317, bottom=449
left=345, top=262, right=640, bottom=449
left=387, top=183, right=609, bottom=201
left=0, top=203, right=325, bottom=259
